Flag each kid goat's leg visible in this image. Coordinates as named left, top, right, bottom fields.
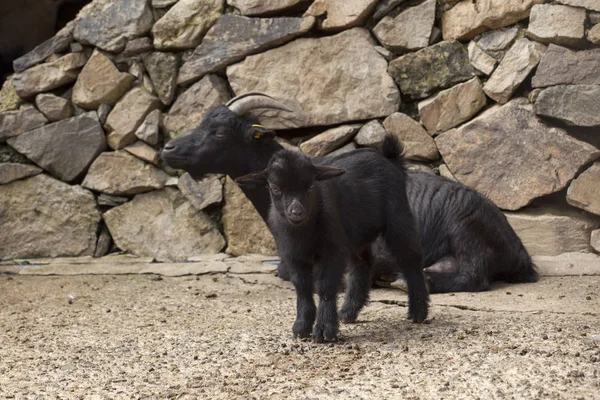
left=339, top=250, right=372, bottom=324
left=289, top=260, right=316, bottom=339
left=313, top=253, right=345, bottom=343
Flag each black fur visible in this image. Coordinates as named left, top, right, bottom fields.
left=236, top=149, right=429, bottom=342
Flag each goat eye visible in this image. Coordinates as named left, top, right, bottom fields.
left=214, top=132, right=226, bottom=138
left=270, top=185, right=281, bottom=195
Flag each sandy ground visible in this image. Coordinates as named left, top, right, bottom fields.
left=0, top=267, right=599, bottom=399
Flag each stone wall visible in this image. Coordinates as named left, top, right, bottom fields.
left=1, top=0, right=599, bottom=262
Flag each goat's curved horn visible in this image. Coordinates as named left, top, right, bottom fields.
left=226, top=92, right=292, bottom=115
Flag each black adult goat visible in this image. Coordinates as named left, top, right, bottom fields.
left=162, top=92, right=538, bottom=293
left=235, top=147, right=429, bottom=341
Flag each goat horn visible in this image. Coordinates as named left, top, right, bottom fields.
left=226, top=92, right=292, bottom=115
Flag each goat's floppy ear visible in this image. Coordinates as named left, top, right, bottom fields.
left=235, top=169, right=268, bottom=186
left=315, top=165, right=345, bottom=181
left=249, top=124, right=276, bottom=140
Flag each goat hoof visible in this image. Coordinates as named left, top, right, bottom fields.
left=339, top=308, right=358, bottom=324
left=408, top=306, right=428, bottom=324
left=292, top=320, right=312, bottom=339
left=312, top=324, right=338, bottom=343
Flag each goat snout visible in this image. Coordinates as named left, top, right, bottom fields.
left=287, top=201, right=306, bottom=224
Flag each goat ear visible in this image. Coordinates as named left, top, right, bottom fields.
left=235, top=170, right=268, bottom=186
left=249, top=124, right=276, bottom=140
left=315, top=165, right=345, bottom=181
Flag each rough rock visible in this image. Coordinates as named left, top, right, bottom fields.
left=372, top=0, right=436, bottom=53
left=0, top=174, right=100, bottom=259
left=228, top=28, right=400, bottom=128
left=534, top=85, right=600, bottom=127
left=383, top=113, right=439, bottom=161
left=124, top=141, right=160, bottom=165
left=227, top=0, right=305, bottom=16
left=436, top=100, right=600, bottom=210
left=12, top=26, right=72, bottom=73
left=591, top=12, right=600, bottom=25
left=97, top=194, right=129, bottom=207
left=476, top=26, right=520, bottom=60
left=0, top=144, right=29, bottom=164
left=97, top=104, right=112, bottom=125
left=103, top=188, right=225, bottom=262
left=589, top=24, right=600, bottom=44
left=355, top=120, right=387, bottom=148
left=164, top=75, right=230, bottom=135
left=468, top=41, right=497, bottom=76
left=120, top=37, right=154, bottom=58
left=0, top=163, right=42, bottom=185
left=483, top=39, right=541, bottom=104
left=143, top=52, right=179, bottom=106
left=177, top=14, right=314, bottom=85
left=34, top=94, right=72, bottom=122
left=418, top=77, right=487, bottom=135
left=222, top=177, right=277, bottom=256
left=12, top=53, right=88, bottom=98
left=0, top=78, right=22, bottom=113
left=592, top=230, right=600, bottom=253
left=135, top=109, right=161, bottom=145
left=7, top=113, right=107, bottom=183
left=0, top=106, right=48, bottom=142
left=328, top=142, right=358, bottom=157
left=372, top=0, right=411, bottom=20
left=72, top=50, right=134, bottom=110
left=70, top=42, right=84, bottom=53
left=532, top=45, right=600, bottom=88
left=73, top=0, right=153, bottom=52
left=441, top=0, right=545, bottom=41
left=567, top=162, right=600, bottom=216
left=152, top=0, right=224, bottom=50
left=505, top=206, right=598, bottom=256
left=178, top=173, right=223, bottom=210
left=82, top=151, right=169, bottom=196
left=94, top=225, right=113, bottom=258
left=438, top=164, right=456, bottom=181
left=153, top=0, right=180, bottom=8
left=555, top=0, right=600, bottom=12
left=527, top=4, right=586, bottom=46
left=299, top=124, right=361, bottom=156
left=304, top=0, right=378, bottom=32
left=388, top=41, right=476, bottom=100
left=105, top=87, right=161, bottom=150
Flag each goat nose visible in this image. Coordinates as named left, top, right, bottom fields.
left=290, top=204, right=303, bottom=215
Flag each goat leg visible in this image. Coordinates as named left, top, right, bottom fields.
left=312, top=255, right=344, bottom=343
left=289, top=260, right=316, bottom=339
left=339, top=251, right=372, bottom=324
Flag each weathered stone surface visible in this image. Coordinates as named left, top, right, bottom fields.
left=135, top=109, right=161, bottom=145
left=0, top=144, right=29, bottom=164
left=12, top=53, right=88, bottom=98
left=418, top=77, right=487, bottom=135
left=104, top=188, right=225, bottom=262
left=228, top=28, right=400, bottom=128
left=105, top=87, right=161, bottom=149
left=97, top=104, right=112, bottom=125
left=0, top=78, right=22, bottom=113
left=7, top=113, right=107, bottom=183
left=438, top=164, right=456, bottom=181
left=476, top=26, right=520, bottom=60
left=567, top=162, right=600, bottom=216
left=72, top=50, right=134, bottom=110
left=436, top=100, right=600, bottom=210
left=355, top=120, right=386, bottom=148
left=93, top=225, right=112, bottom=258
left=177, top=14, right=314, bottom=85
left=12, top=26, right=72, bottom=73
left=506, top=207, right=598, bottom=256
left=388, top=41, right=476, bottom=100
left=73, top=0, right=153, bottom=53
left=228, top=0, right=305, bottom=16
left=164, top=75, right=230, bottom=135
left=143, top=52, right=179, bottom=106
left=0, top=163, right=42, bottom=185
left=556, top=0, right=600, bottom=12
left=152, top=0, right=224, bottom=50
left=592, top=230, right=600, bottom=253
left=70, top=42, right=84, bottom=53
left=591, top=12, right=600, bottom=25
left=82, top=151, right=169, bottom=196
left=34, top=93, right=72, bottom=122
left=153, top=0, right=180, bottom=8
left=527, top=4, right=586, bottom=46
left=442, top=0, right=545, bottom=41
left=304, top=0, right=378, bottom=31
left=328, top=141, right=358, bottom=157
left=0, top=174, right=100, bottom=259
left=121, top=37, right=154, bottom=58
left=534, top=85, right=600, bottom=127
left=0, top=106, right=48, bottom=142
left=532, top=45, right=600, bottom=88
left=222, top=177, right=277, bottom=256
left=589, top=23, right=600, bottom=44
left=383, top=113, right=439, bottom=161
left=178, top=173, right=223, bottom=210
left=124, top=141, right=160, bottom=165
left=97, top=193, right=129, bottom=207
left=299, top=124, right=361, bottom=156
left=372, top=0, right=436, bottom=53
left=483, top=39, right=541, bottom=104
left=468, top=41, right=497, bottom=76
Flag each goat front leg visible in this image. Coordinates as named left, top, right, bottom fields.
left=339, top=251, right=372, bottom=324
left=289, top=260, right=316, bottom=339
left=313, top=255, right=344, bottom=343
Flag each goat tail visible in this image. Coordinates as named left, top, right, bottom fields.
left=381, top=134, right=406, bottom=172
left=504, top=246, right=539, bottom=283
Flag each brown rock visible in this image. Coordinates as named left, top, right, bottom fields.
left=476, top=26, right=520, bottom=60
left=12, top=26, right=72, bottom=73
left=436, top=100, right=600, bottom=210
left=468, top=41, right=497, bottom=76
left=534, top=85, right=600, bottom=127
left=34, top=93, right=72, bottom=122
left=532, top=45, right=600, bottom=88
left=0, top=77, right=22, bottom=113
left=143, top=52, right=179, bottom=106
left=354, top=120, right=386, bottom=148
left=556, top=0, right=600, bottom=12
left=178, top=173, right=223, bottom=210
left=135, top=109, right=162, bottom=145
left=587, top=23, right=600, bottom=44
left=328, top=142, right=358, bottom=157
left=82, top=151, right=169, bottom=196
left=438, top=164, right=456, bottom=181
left=120, top=37, right=154, bottom=58
left=418, top=77, right=487, bottom=135
left=567, top=162, right=600, bottom=216
left=0, top=105, right=48, bottom=142
left=383, top=113, right=439, bottom=161
left=299, top=124, right=361, bottom=156
left=222, top=177, right=277, bottom=256
left=124, top=141, right=160, bottom=165
left=72, top=50, right=135, bottom=110
left=592, top=230, right=600, bottom=253
left=93, top=225, right=113, bottom=258
left=527, top=4, right=586, bottom=46
left=227, top=0, right=305, bottom=16
left=0, top=163, right=42, bottom=185
left=304, top=0, right=379, bottom=31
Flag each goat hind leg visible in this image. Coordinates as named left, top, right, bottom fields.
left=339, top=251, right=372, bottom=324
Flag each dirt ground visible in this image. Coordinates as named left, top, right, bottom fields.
left=0, top=267, right=599, bottom=399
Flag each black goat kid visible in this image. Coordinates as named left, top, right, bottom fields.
left=236, top=149, right=429, bottom=342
